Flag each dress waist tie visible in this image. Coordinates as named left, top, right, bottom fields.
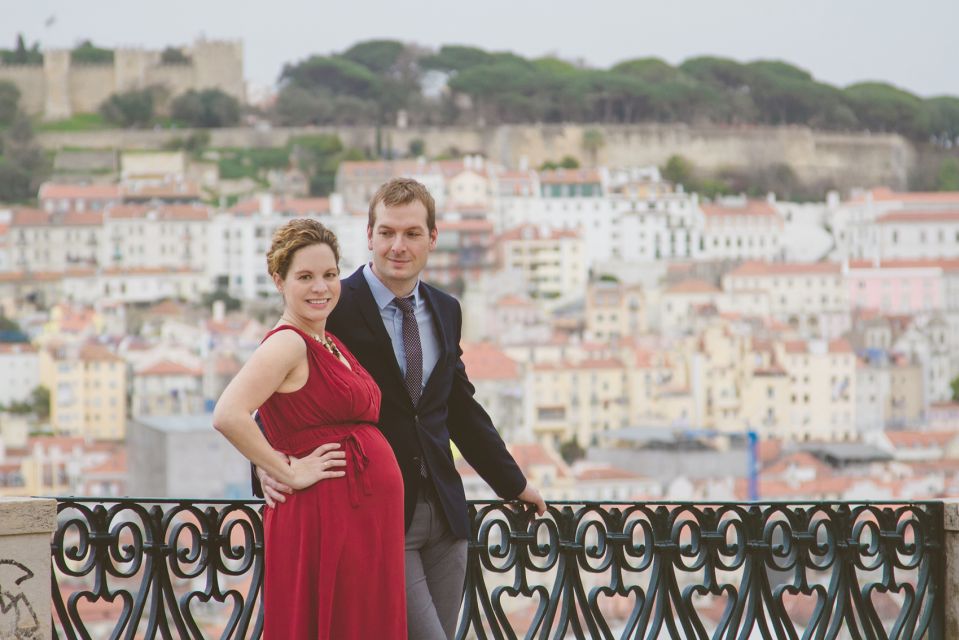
left=342, top=432, right=372, bottom=508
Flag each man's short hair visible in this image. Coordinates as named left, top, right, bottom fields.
left=368, top=178, right=436, bottom=233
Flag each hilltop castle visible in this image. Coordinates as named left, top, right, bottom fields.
left=0, top=38, right=244, bottom=120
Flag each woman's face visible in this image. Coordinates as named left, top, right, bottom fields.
left=273, top=242, right=340, bottom=326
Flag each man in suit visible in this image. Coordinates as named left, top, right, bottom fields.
left=257, top=177, right=546, bottom=640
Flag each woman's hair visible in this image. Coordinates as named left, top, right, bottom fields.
left=266, top=218, right=340, bottom=279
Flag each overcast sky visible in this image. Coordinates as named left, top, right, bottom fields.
left=3, top=0, right=955, bottom=97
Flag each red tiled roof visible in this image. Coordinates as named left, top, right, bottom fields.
left=877, top=210, right=959, bottom=224
left=78, top=344, right=123, bottom=363
left=829, top=339, right=854, bottom=353
left=146, top=300, right=187, bottom=317
left=461, top=342, right=519, bottom=380
left=61, top=212, right=104, bottom=226
left=665, top=279, right=720, bottom=295
left=885, top=430, right=958, bottom=449
left=727, top=261, right=841, bottom=277
left=847, top=259, right=959, bottom=272
left=508, top=442, right=572, bottom=478
left=105, top=205, right=152, bottom=219
left=122, top=182, right=201, bottom=199
left=39, top=183, right=121, bottom=200
left=496, top=294, right=533, bottom=307
left=0, top=343, right=36, bottom=355
left=85, top=450, right=127, bottom=475
left=498, top=225, right=580, bottom=242
left=784, top=340, right=807, bottom=354
left=137, top=359, right=202, bottom=377
left=852, top=187, right=959, bottom=204
left=228, top=196, right=330, bottom=216
left=11, top=208, right=50, bottom=226
left=763, top=451, right=833, bottom=477
left=538, top=169, right=601, bottom=185
left=535, top=358, right=623, bottom=371
left=702, top=200, right=778, bottom=217
left=574, top=464, right=645, bottom=481
left=158, top=204, right=210, bottom=221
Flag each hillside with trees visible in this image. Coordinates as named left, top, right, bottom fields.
left=273, top=40, right=959, bottom=145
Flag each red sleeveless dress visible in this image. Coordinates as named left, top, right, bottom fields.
left=257, top=325, right=406, bottom=639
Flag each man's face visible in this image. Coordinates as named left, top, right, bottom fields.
left=368, top=199, right=437, bottom=296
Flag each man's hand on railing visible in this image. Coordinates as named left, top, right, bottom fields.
left=515, top=482, right=546, bottom=516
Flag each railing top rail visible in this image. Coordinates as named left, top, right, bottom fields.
left=41, top=495, right=948, bottom=507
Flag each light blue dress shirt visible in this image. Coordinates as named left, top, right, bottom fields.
left=362, top=263, right=440, bottom=392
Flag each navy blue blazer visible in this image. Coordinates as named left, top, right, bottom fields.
left=255, top=266, right=528, bottom=539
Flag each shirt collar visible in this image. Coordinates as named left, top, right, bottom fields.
left=363, top=262, right=421, bottom=311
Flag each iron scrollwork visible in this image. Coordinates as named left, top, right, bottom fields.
left=457, top=501, right=944, bottom=640
left=48, top=499, right=943, bottom=639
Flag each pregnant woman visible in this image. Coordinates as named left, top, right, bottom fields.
left=213, top=219, right=405, bottom=638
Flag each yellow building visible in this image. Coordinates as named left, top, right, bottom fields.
left=585, top=281, right=647, bottom=341
left=530, top=357, right=629, bottom=447
left=40, top=344, right=127, bottom=440
left=777, top=339, right=856, bottom=441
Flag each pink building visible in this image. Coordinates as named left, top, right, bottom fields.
left=845, top=259, right=949, bottom=314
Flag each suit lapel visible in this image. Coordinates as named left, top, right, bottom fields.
left=346, top=268, right=408, bottom=393
left=419, top=283, right=450, bottom=402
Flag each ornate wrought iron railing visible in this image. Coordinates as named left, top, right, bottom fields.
left=49, top=498, right=944, bottom=639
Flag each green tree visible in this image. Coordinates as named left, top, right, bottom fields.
left=408, top=138, right=425, bottom=157
left=0, top=158, right=32, bottom=201
left=581, top=128, right=605, bottom=166
left=0, top=112, right=49, bottom=201
left=844, top=82, right=930, bottom=139
left=420, top=45, right=495, bottom=72
left=928, top=96, right=959, bottom=143
left=160, top=47, right=191, bottom=65
left=613, top=57, right=685, bottom=83
left=289, top=134, right=365, bottom=196
left=951, top=375, right=959, bottom=402
left=340, top=40, right=406, bottom=75
left=0, top=80, right=20, bottom=126
left=281, top=55, right=381, bottom=99
left=171, top=89, right=241, bottom=128
left=31, top=386, right=50, bottom=419
left=662, top=154, right=694, bottom=187
left=937, top=158, right=959, bottom=191
left=71, top=40, right=114, bottom=64
left=559, top=155, right=580, bottom=169
left=99, top=87, right=160, bottom=127
left=0, top=34, right=42, bottom=65
left=559, top=437, right=585, bottom=464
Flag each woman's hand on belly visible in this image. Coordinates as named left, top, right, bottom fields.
left=288, top=443, right=347, bottom=490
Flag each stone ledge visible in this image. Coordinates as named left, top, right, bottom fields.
left=0, top=498, right=57, bottom=536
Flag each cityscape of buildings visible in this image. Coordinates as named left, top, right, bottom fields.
left=1, top=149, right=958, bottom=506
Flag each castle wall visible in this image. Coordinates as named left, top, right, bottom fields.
left=69, top=65, right=115, bottom=114
left=0, top=39, right=244, bottom=120
left=35, top=123, right=917, bottom=191
left=148, top=65, right=197, bottom=105
left=0, top=64, right=46, bottom=114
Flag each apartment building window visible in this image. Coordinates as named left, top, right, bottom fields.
left=891, top=231, right=898, bottom=243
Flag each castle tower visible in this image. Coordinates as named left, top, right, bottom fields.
left=43, top=49, right=72, bottom=120
left=189, top=39, right=245, bottom=103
